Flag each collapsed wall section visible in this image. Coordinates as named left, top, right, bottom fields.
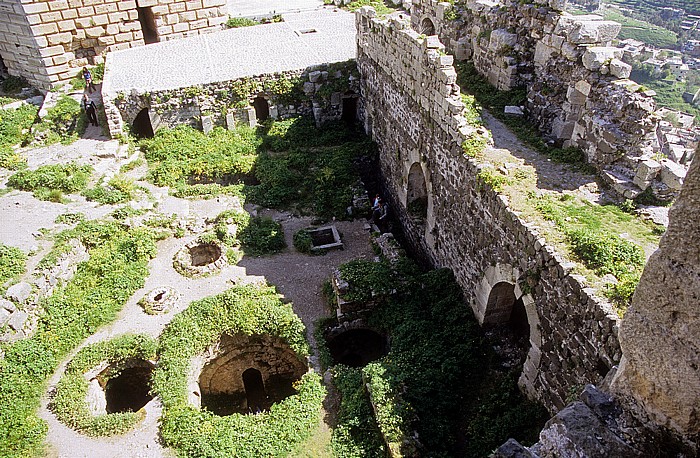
left=0, top=0, right=227, bottom=89
left=411, top=0, right=677, bottom=200
left=357, top=7, right=620, bottom=413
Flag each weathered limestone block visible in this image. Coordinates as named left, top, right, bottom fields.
left=489, top=29, right=517, bottom=53
left=85, top=378, right=107, bottom=415
left=6, top=282, right=32, bottom=304
left=7, top=310, right=28, bottom=331
left=537, top=401, right=642, bottom=457
left=612, top=151, right=700, bottom=437
left=201, top=114, right=213, bottom=133
left=609, top=58, right=631, bottom=79
left=659, top=160, right=686, bottom=191
left=569, top=19, right=622, bottom=44
left=582, top=47, right=623, bottom=71
left=632, top=159, right=661, bottom=189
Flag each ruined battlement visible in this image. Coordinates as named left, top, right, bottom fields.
left=0, top=0, right=227, bottom=89
left=357, top=6, right=621, bottom=413
left=410, top=0, right=683, bottom=200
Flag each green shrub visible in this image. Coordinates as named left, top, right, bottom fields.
left=50, top=334, right=157, bottom=436
left=566, top=228, right=645, bottom=279
left=0, top=221, right=157, bottom=456
left=33, top=95, right=87, bottom=145
left=7, top=162, right=92, bottom=200
left=240, top=216, right=286, bottom=256
left=293, top=229, right=313, bottom=254
left=0, top=103, right=37, bottom=151
left=0, top=243, right=26, bottom=291
left=462, top=133, right=487, bottom=158
left=152, top=285, right=324, bottom=457
left=225, top=17, right=259, bottom=28
left=338, top=259, right=395, bottom=303
left=0, top=146, right=25, bottom=170
left=82, top=175, right=137, bottom=205
left=54, top=212, right=85, bottom=225
left=344, top=0, right=395, bottom=16
left=331, top=366, right=386, bottom=458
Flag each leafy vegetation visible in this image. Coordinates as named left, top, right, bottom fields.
left=54, top=212, right=86, bottom=225
left=69, top=63, right=105, bottom=90
left=0, top=220, right=158, bottom=456
left=240, top=216, right=286, bottom=256
left=0, top=243, right=26, bottom=293
left=152, top=285, right=325, bottom=458
left=328, top=261, right=549, bottom=457
left=33, top=95, right=87, bottom=145
left=141, top=118, right=372, bottom=219
left=331, top=365, right=386, bottom=458
left=0, top=103, right=39, bottom=169
left=630, top=67, right=700, bottom=118
left=344, top=0, right=396, bottom=16
left=293, top=229, right=314, bottom=254
left=50, top=334, right=157, bottom=436
left=1, top=76, right=28, bottom=94
left=82, top=175, right=138, bottom=205
left=7, top=162, right=92, bottom=201
left=531, top=193, right=655, bottom=309
left=225, top=15, right=282, bottom=28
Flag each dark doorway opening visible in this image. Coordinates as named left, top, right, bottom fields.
left=253, top=96, right=269, bottom=122
left=421, top=17, right=436, bottom=36
left=242, top=368, right=266, bottom=413
left=327, top=329, right=388, bottom=367
left=137, top=7, right=159, bottom=44
left=341, top=96, right=358, bottom=124
left=132, top=108, right=154, bottom=138
left=105, top=366, right=153, bottom=413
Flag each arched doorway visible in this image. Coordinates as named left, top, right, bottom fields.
left=137, top=7, right=159, bottom=44
left=252, top=96, right=269, bottom=122
left=341, top=92, right=358, bottom=124
left=484, top=282, right=531, bottom=367
left=242, top=368, right=266, bottom=413
left=406, top=162, right=428, bottom=218
left=132, top=108, right=154, bottom=138
left=420, top=17, right=436, bottom=36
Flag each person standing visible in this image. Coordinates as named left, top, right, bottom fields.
left=82, top=67, right=95, bottom=93
left=82, top=93, right=98, bottom=127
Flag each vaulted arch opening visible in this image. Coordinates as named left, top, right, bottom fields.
left=420, top=17, right=436, bottom=36
left=132, top=108, right=154, bottom=138
left=406, top=162, right=428, bottom=219
left=484, top=282, right=531, bottom=368
left=252, top=96, right=269, bottom=122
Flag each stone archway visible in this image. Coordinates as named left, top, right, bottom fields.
left=132, top=107, right=154, bottom=138
left=406, top=162, right=428, bottom=219
left=474, top=264, right=542, bottom=396
left=252, top=96, right=269, bottom=122
left=420, top=17, right=436, bottom=36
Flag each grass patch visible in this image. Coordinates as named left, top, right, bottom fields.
left=54, top=212, right=85, bottom=225
left=0, top=220, right=158, bottom=456
left=82, top=175, right=138, bottom=205
left=152, top=284, right=325, bottom=457
left=49, top=334, right=157, bottom=436
left=344, top=0, right=395, bottom=16
left=32, top=95, right=87, bottom=145
left=7, top=162, right=92, bottom=201
left=141, top=118, right=372, bottom=219
left=0, top=243, right=26, bottom=293
left=602, top=9, right=678, bottom=48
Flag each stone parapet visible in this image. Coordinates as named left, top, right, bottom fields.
left=357, top=7, right=620, bottom=414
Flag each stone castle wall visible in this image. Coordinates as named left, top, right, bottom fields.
left=103, top=60, right=360, bottom=137
left=411, top=0, right=681, bottom=200
left=356, top=7, right=620, bottom=413
left=0, top=0, right=227, bottom=89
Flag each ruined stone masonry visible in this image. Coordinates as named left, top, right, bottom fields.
left=357, top=7, right=620, bottom=413
left=0, top=0, right=227, bottom=89
left=412, top=0, right=682, bottom=199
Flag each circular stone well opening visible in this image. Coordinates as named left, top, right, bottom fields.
left=197, top=334, right=307, bottom=416
left=189, top=243, right=222, bottom=267
left=102, top=360, right=154, bottom=414
left=327, top=329, right=388, bottom=368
